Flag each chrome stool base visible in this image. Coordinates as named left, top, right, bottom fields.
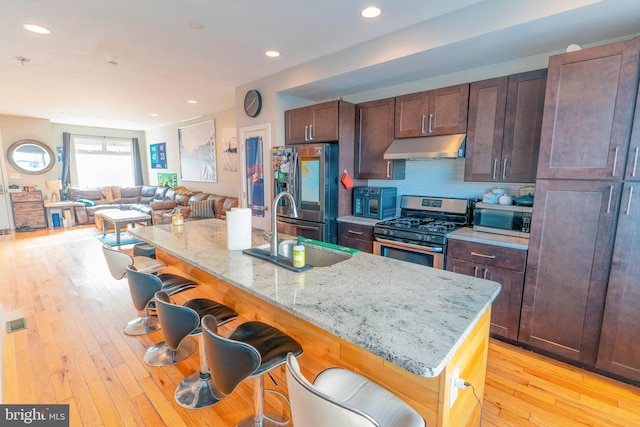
left=123, top=315, right=160, bottom=336
left=236, top=415, right=287, bottom=427
left=175, top=371, right=221, bottom=409
left=144, top=339, right=196, bottom=366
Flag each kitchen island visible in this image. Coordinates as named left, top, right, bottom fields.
left=129, top=219, right=501, bottom=426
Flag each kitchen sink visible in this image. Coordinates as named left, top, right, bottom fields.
left=242, top=240, right=352, bottom=272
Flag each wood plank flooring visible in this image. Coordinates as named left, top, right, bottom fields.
left=2, top=226, right=639, bottom=426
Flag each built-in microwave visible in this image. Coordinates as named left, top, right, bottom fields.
left=352, top=187, right=397, bottom=220
left=473, top=202, right=532, bottom=238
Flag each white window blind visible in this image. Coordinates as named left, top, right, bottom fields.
left=72, top=136, right=134, bottom=188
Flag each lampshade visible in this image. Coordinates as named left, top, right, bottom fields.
left=46, top=180, right=62, bottom=191
left=46, top=180, right=62, bottom=202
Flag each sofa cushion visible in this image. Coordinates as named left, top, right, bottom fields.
left=150, top=200, right=177, bottom=211
left=189, top=199, right=214, bottom=218
left=154, top=186, right=168, bottom=201
left=119, top=186, right=142, bottom=203
left=219, top=197, right=239, bottom=219
left=76, top=198, right=96, bottom=207
left=174, top=193, right=193, bottom=206
left=140, top=185, right=158, bottom=204
left=99, top=186, right=121, bottom=203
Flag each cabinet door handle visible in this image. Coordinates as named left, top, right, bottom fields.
left=304, top=125, right=309, bottom=141
left=626, top=186, right=634, bottom=215
left=612, top=147, right=619, bottom=177
left=309, top=124, right=314, bottom=140
left=473, top=266, right=479, bottom=277
left=483, top=269, right=489, bottom=280
left=470, top=252, right=496, bottom=259
left=502, top=158, right=508, bottom=180
left=632, top=147, right=638, bottom=177
left=492, top=159, right=498, bottom=180
left=428, top=114, right=433, bottom=133
left=421, top=115, right=426, bottom=134
left=347, top=230, right=364, bottom=235
left=607, top=185, right=613, bottom=214
left=387, top=161, right=391, bottom=178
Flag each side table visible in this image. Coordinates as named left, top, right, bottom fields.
left=44, top=201, right=77, bottom=229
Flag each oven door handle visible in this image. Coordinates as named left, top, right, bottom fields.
left=375, top=238, right=444, bottom=253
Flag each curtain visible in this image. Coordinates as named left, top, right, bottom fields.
left=132, top=138, right=144, bottom=186
left=61, top=132, right=71, bottom=191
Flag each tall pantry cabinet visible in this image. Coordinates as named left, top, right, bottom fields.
left=596, top=76, right=640, bottom=381
left=519, top=37, right=640, bottom=373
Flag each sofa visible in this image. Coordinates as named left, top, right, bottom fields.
left=67, top=185, right=239, bottom=229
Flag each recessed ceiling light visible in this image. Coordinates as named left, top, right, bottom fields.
left=361, top=6, right=381, bottom=18
left=187, top=100, right=198, bottom=104
left=150, top=113, right=159, bottom=117
left=22, top=23, right=51, bottom=34
left=265, top=50, right=280, bottom=58
left=188, top=21, right=204, bottom=30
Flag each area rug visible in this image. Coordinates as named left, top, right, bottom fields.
left=93, top=232, right=143, bottom=246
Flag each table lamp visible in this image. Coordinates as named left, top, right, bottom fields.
left=46, top=180, right=62, bottom=202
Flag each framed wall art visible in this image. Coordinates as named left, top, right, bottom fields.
left=150, top=142, right=167, bottom=169
left=178, top=120, right=216, bottom=182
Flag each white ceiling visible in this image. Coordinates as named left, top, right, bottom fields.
left=1, top=0, right=639, bottom=131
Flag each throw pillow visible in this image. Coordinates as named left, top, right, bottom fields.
left=189, top=199, right=214, bottom=218
left=99, top=186, right=114, bottom=202
left=76, top=198, right=96, bottom=207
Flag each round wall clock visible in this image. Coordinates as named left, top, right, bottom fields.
left=244, top=89, right=262, bottom=117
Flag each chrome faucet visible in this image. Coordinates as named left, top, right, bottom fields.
left=270, top=191, right=298, bottom=256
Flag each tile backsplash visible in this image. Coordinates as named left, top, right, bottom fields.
left=367, top=159, right=533, bottom=202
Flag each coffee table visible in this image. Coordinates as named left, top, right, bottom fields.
left=98, top=210, right=152, bottom=245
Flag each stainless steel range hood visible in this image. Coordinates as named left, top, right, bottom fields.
left=383, top=133, right=466, bottom=160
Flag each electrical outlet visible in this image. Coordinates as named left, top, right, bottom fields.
left=449, top=367, right=460, bottom=408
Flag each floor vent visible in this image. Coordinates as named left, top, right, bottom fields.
left=6, top=317, right=28, bottom=333
left=0, top=229, right=10, bottom=235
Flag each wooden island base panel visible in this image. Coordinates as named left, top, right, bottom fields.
left=128, top=219, right=500, bottom=427
left=159, top=249, right=492, bottom=427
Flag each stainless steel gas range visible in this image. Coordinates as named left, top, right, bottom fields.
left=373, top=195, right=470, bottom=269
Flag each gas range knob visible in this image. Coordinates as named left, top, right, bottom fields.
left=389, top=230, right=396, bottom=236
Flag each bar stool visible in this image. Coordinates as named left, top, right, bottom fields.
left=144, top=291, right=238, bottom=367
left=133, top=242, right=157, bottom=259
left=102, top=243, right=166, bottom=278
left=285, top=353, right=426, bottom=427
left=201, top=314, right=303, bottom=426
left=123, top=265, right=198, bottom=336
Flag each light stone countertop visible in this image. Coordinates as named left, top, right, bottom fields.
left=130, top=219, right=501, bottom=378
left=448, top=227, right=529, bottom=250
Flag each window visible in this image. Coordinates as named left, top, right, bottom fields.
left=72, top=136, right=134, bottom=187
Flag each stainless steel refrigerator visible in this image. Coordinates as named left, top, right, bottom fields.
left=273, top=143, right=339, bottom=243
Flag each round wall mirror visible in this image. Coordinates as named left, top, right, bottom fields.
left=7, top=139, right=56, bottom=175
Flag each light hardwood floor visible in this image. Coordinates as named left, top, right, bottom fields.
left=2, top=227, right=639, bottom=426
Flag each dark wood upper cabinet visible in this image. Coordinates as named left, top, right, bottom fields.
left=394, top=83, right=469, bottom=138
left=465, top=69, right=546, bottom=183
left=536, top=38, right=640, bottom=180
left=355, top=98, right=405, bottom=180
left=519, top=179, right=619, bottom=365
left=285, top=101, right=339, bottom=144
left=596, top=183, right=640, bottom=380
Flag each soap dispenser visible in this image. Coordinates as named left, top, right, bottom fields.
left=292, top=237, right=306, bottom=268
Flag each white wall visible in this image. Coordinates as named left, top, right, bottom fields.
left=144, top=108, right=239, bottom=197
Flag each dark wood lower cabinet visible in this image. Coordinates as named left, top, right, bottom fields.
left=446, top=239, right=526, bottom=341
left=596, top=182, right=640, bottom=381
left=519, top=180, right=619, bottom=365
left=337, top=222, right=374, bottom=253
